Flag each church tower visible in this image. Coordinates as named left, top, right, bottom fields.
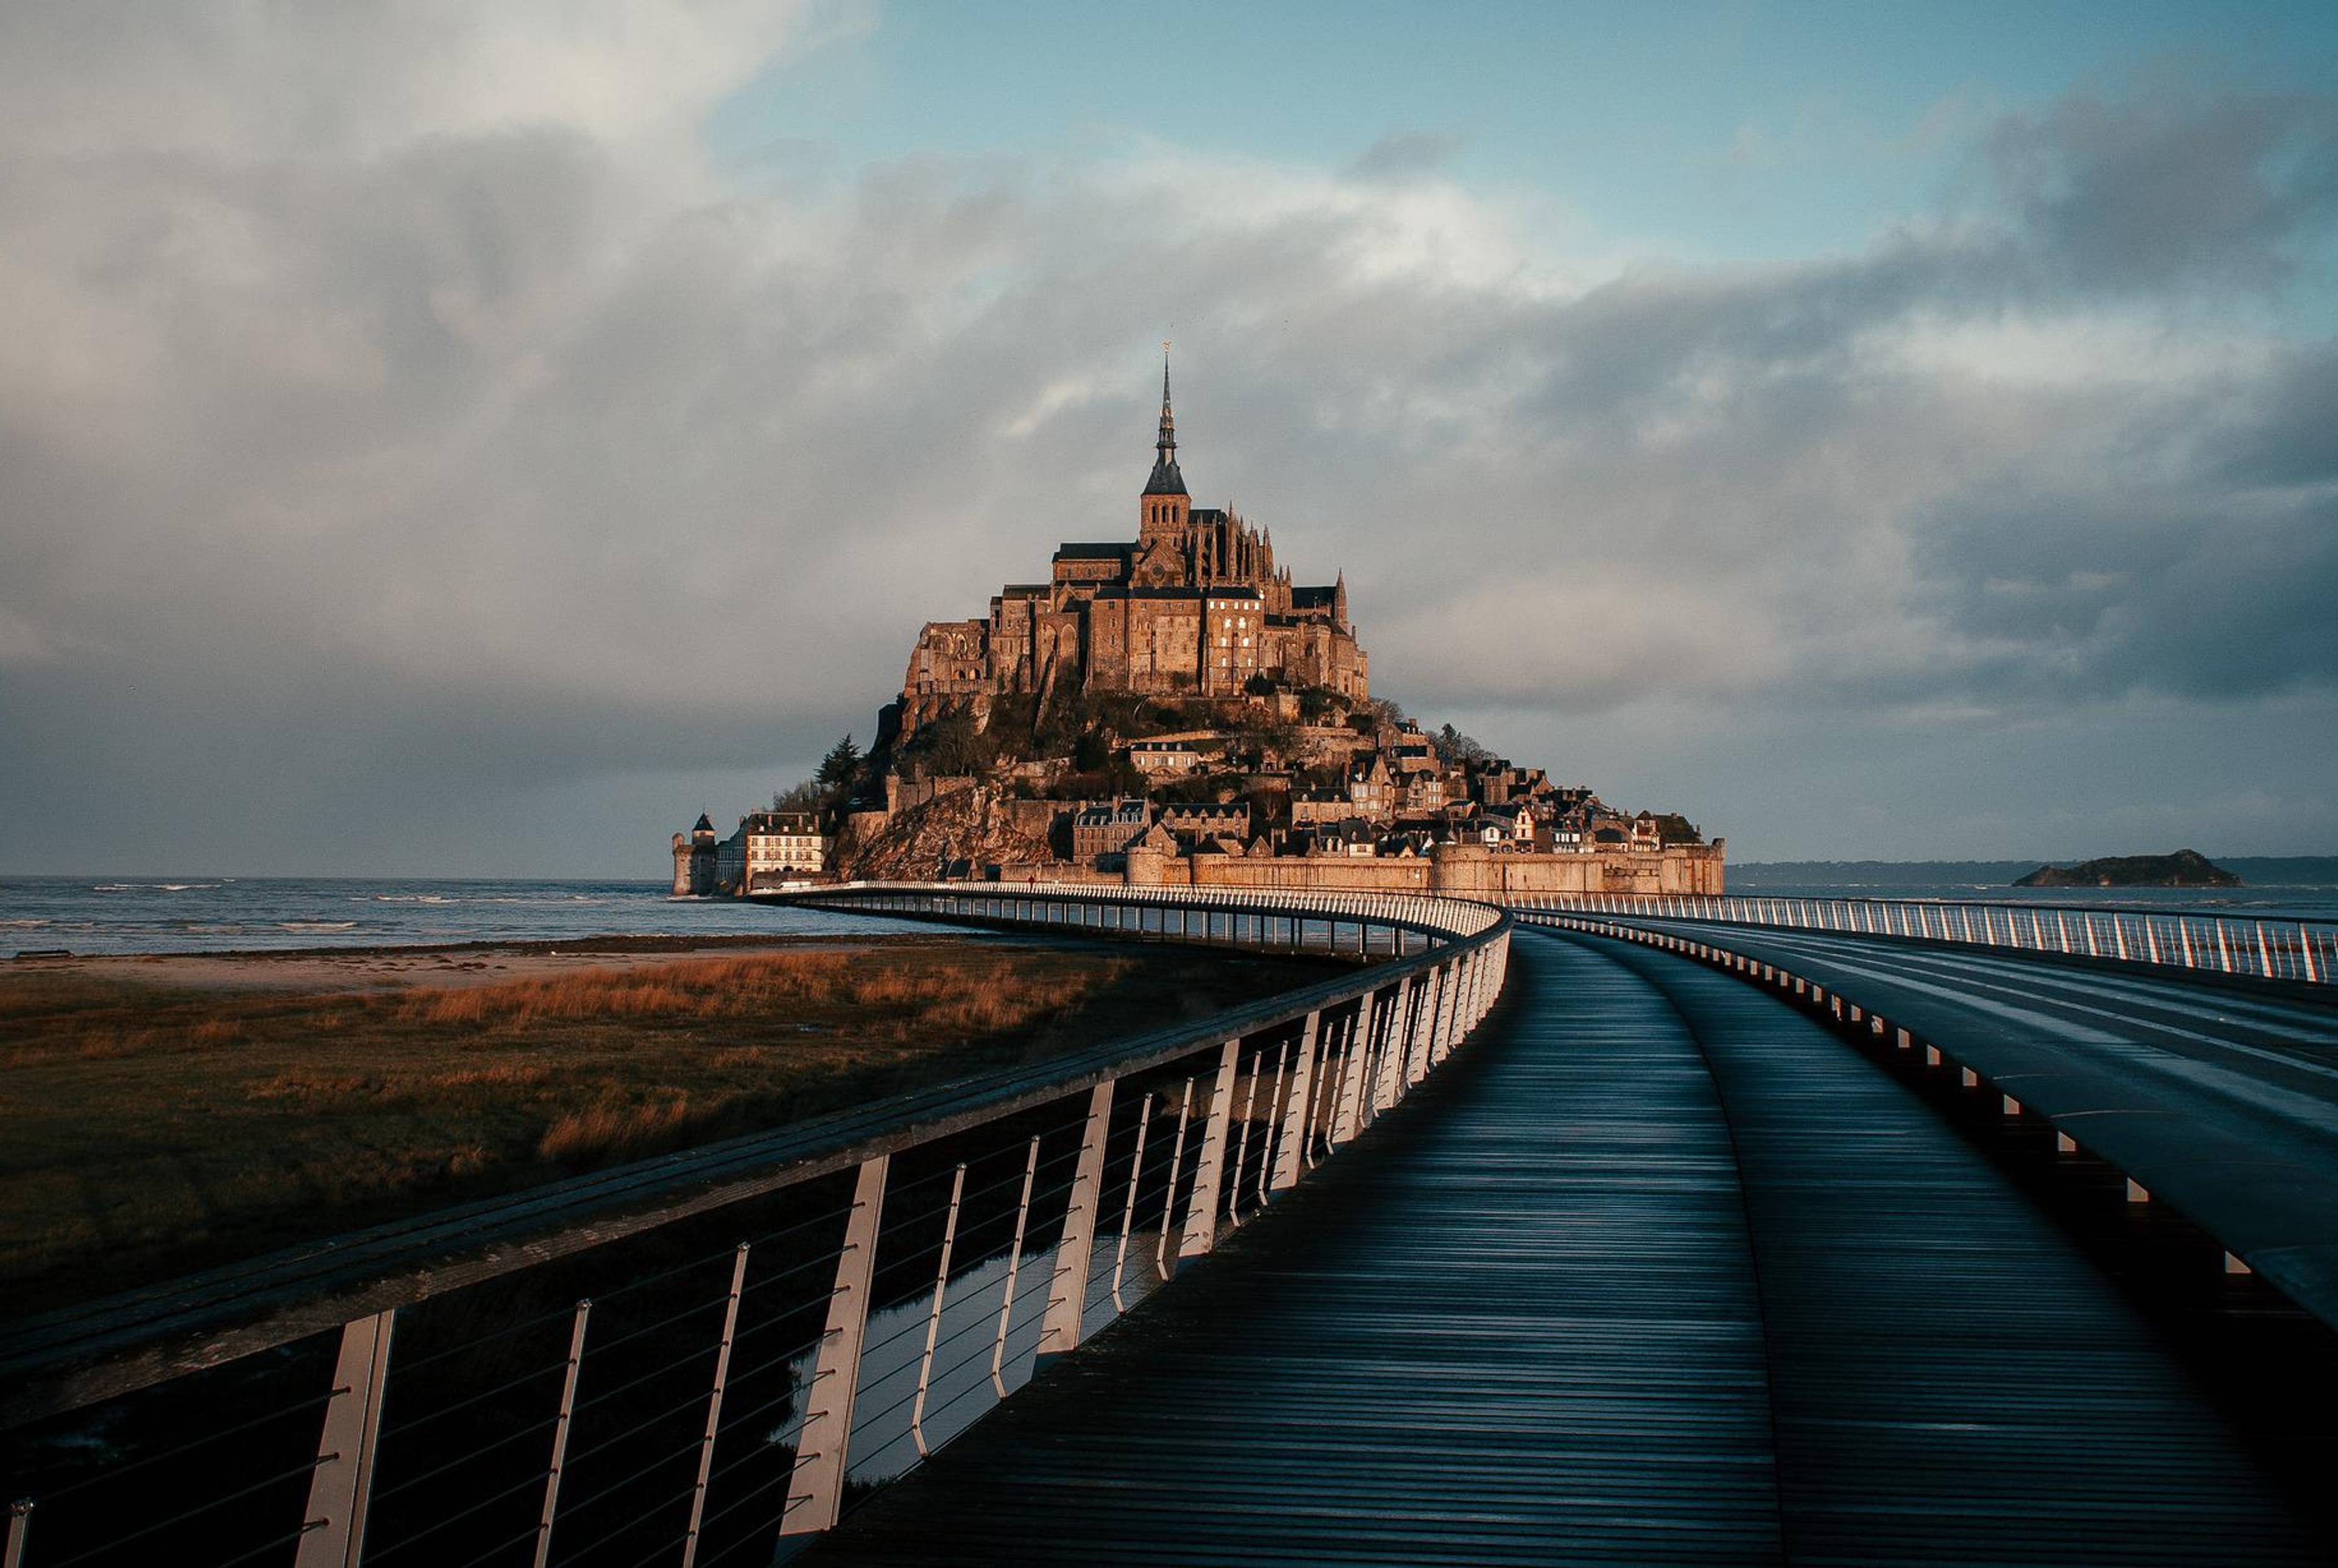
left=1139, top=346, right=1190, bottom=545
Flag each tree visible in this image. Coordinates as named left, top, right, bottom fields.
left=816, top=735, right=863, bottom=792
left=911, top=708, right=997, bottom=777
left=1434, top=723, right=1492, bottom=768
left=771, top=780, right=823, bottom=812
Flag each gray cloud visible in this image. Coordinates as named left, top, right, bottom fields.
left=1985, top=88, right=2338, bottom=293
left=1346, top=132, right=1467, bottom=183
left=1, top=18, right=2334, bottom=869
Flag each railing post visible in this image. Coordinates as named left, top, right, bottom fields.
left=531, top=1300, right=591, bottom=1568
left=1430, top=960, right=1461, bottom=1065
left=296, top=1308, right=395, bottom=1568
left=1112, top=1092, right=1154, bottom=1312
left=1461, top=948, right=1484, bottom=1040
left=1372, top=982, right=1408, bottom=1112
left=781, top=1153, right=888, bottom=1538
left=680, top=1244, right=751, bottom=1568
left=1227, top=1049, right=1262, bottom=1222
left=1298, top=1018, right=1329, bottom=1172
left=1153, top=1083, right=1196, bottom=1279
left=1270, top=1012, right=1322, bottom=1192
left=1038, top=1084, right=1112, bottom=1363
left=1330, top=999, right=1375, bottom=1144
left=1404, top=969, right=1435, bottom=1086
left=1415, top=963, right=1445, bottom=1073
left=993, top=1136, right=1042, bottom=1395
left=912, top=1164, right=966, bottom=1450
left=1180, top=1041, right=1243, bottom=1261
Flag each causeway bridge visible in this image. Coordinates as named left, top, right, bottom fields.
left=4, top=885, right=2336, bottom=1565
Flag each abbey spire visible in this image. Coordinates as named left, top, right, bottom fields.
left=895, top=346, right=1370, bottom=732
left=1143, top=343, right=1187, bottom=499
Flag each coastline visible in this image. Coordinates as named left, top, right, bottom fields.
left=5, top=932, right=943, bottom=993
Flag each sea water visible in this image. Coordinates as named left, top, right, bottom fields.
left=1725, top=871, right=2338, bottom=923
left=0, top=877, right=919, bottom=957
left=6, top=869, right=2333, bottom=960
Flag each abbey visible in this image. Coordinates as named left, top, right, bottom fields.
left=897, top=358, right=1368, bottom=733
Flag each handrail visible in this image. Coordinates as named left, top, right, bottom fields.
left=1, top=883, right=1511, bottom=1567
left=778, top=879, right=1507, bottom=942
left=1508, top=891, right=2335, bottom=989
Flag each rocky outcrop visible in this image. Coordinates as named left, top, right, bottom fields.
left=2015, top=849, right=2242, bottom=888
left=837, top=788, right=1058, bottom=881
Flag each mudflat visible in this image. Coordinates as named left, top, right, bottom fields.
left=0, top=934, right=1332, bottom=1317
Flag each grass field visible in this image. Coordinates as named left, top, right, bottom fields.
left=0, top=936, right=1330, bottom=1317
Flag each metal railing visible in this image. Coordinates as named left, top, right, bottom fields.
left=770, top=880, right=1506, bottom=957
left=1508, top=892, right=2335, bottom=989
left=0, top=884, right=1510, bottom=1567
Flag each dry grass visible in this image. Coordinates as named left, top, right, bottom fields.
left=538, top=1093, right=700, bottom=1165
left=0, top=938, right=1333, bottom=1316
left=380, top=951, right=1070, bottom=1037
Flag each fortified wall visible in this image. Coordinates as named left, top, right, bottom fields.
left=993, top=842, right=1725, bottom=897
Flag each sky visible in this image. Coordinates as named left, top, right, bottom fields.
left=2, top=1, right=2336, bottom=877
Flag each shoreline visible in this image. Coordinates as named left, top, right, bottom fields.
left=3, top=931, right=960, bottom=993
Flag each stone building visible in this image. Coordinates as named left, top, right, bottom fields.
left=1072, top=799, right=1153, bottom=864
left=1128, top=737, right=1205, bottom=775
left=1158, top=800, right=1253, bottom=847
left=671, top=813, right=719, bottom=895
left=739, top=810, right=828, bottom=887
left=898, top=356, right=1367, bottom=732
left=676, top=810, right=831, bottom=895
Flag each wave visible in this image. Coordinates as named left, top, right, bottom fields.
left=0, top=918, right=50, bottom=928
left=93, top=883, right=222, bottom=893
left=279, top=921, right=359, bottom=932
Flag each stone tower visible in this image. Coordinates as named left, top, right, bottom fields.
left=672, top=812, right=719, bottom=895
left=1138, top=346, right=1189, bottom=546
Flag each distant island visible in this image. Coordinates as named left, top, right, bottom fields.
left=2014, top=850, right=2242, bottom=889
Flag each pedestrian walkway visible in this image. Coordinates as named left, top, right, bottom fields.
left=804, top=932, right=2322, bottom=1565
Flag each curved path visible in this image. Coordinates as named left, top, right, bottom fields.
left=803, top=930, right=2322, bottom=1565
left=1618, top=917, right=2338, bottom=1325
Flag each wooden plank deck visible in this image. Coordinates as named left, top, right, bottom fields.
left=800, top=933, right=2325, bottom=1565
left=1596, top=933, right=2320, bottom=1564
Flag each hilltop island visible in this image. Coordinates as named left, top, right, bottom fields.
left=2014, top=850, right=2242, bottom=889
left=675, top=356, right=1722, bottom=901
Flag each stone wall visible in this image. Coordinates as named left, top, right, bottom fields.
left=1117, top=842, right=1724, bottom=897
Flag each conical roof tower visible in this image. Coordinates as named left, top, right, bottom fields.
left=1144, top=348, right=1186, bottom=497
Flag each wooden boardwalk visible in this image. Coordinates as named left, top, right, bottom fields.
left=802, top=932, right=2323, bottom=1565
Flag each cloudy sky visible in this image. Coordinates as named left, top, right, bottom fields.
left=4, top=1, right=2336, bottom=875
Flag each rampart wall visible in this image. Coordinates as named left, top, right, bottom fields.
left=1113, top=842, right=1724, bottom=897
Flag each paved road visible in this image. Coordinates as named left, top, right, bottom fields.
left=804, top=930, right=2322, bottom=1565
left=1607, top=917, right=2338, bottom=1326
